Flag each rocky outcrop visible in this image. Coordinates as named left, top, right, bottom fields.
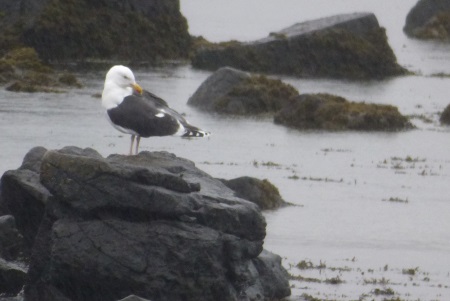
left=404, top=0, right=450, bottom=40
left=0, top=146, right=290, bottom=301
left=187, top=67, right=298, bottom=114
left=274, top=93, right=413, bottom=131
left=440, top=104, right=450, bottom=124
left=192, top=13, right=407, bottom=79
left=220, top=177, right=288, bottom=210
left=0, top=0, right=190, bottom=62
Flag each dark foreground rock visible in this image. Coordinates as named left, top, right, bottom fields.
left=274, top=93, right=413, bottom=131
left=192, top=13, right=407, bottom=79
left=221, top=177, right=288, bottom=210
left=0, top=146, right=290, bottom=301
left=404, top=0, right=450, bottom=40
left=187, top=67, right=298, bottom=115
left=0, top=0, right=190, bottom=62
left=0, top=258, right=27, bottom=296
left=0, top=215, right=23, bottom=261
left=440, top=104, right=450, bottom=124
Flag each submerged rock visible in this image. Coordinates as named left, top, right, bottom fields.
left=192, top=13, right=407, bottom=79
left=0, top=146, right=290, bottom=301
left=404, top=0, right=450, bottom=40
left=274, top=93, right=413, bottom=131
left=187, top=67, right=298, bottom=115
left=440, top=104, right=450, bottom=124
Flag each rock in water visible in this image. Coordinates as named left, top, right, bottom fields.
left=192, top=13, right=407, bottom=79
left=0, top=146, right=290, bottom=301
left=274, top=93, right=413, bottom=131
left=404, top=0, right=450, bottom=40
left=187, top=67, right=298, bottom=115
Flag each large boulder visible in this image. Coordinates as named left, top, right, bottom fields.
left=187, top=67, right=298, bottom=114
left=0, top=0, right=190, bottom=62
left=274, top=93, right=413, bottom=131
left=192, top=13, right=407, bottom=79
left=0, top=146, right=290, bottom=301
left=404, top=0, right=450, bottom=40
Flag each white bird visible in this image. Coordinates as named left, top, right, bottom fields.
left=102, top=65, right=209, bottom=155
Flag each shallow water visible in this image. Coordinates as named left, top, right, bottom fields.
left=1, top=1, right=450, bottom=300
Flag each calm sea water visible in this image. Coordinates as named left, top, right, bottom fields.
left=1, top=1, right=450, bottom=300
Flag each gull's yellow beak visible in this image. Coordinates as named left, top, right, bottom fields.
left=132, top=83, right=143, bottom=95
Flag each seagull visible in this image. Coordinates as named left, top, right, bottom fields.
left=101, top=65, right=209, bottom=155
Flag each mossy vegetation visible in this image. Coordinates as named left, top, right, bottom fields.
left=274, top=93, right=413, bottom=131
left=440, top=104, right=450, bottom=124
left=214, top=75, right=299, bottom=115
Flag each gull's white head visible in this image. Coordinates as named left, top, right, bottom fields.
left=102, top=65, right=143, bottom=109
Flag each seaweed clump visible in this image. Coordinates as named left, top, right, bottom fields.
left=214, top=75, right=298, bottom=115
left=274, top=93, right=413, bottom=131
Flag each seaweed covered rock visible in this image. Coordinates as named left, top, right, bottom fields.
left=220, top=177, right=288, bottom=210
left=192, top=13, right=407, bottom=79
left=0, top=0, right=191, bottom=62
left=274, top=93, right=413, bottom=131
left=0, top=146, right=290, bottom=301
left=404, top=0, right=450, bottom=40
left=188, top=67, right=298, bottom=115
left=440, top=104, right=450, bottom=124
left=0, top=47, right=81, bottom=92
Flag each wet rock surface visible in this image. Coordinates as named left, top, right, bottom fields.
left=274, top=93, right=413, bottom=131
left=192, top=13, right=407, bottom=79
left=0, top=146, right=290, bottom=301
left=404, top=0, right=450, bottom=40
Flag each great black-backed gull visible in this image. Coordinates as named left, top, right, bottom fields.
left=102, top=65, right=209, bottom=155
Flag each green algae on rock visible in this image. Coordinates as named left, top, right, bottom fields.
left=274, top=93, right=413, bottom=131
left=192, top=13, right=407, bottom=79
